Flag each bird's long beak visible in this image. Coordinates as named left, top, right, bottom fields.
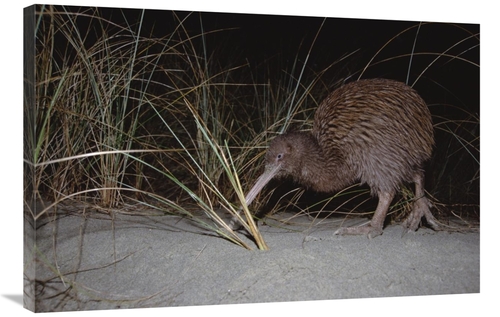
left=244, top=163, right=282, bottom=207
left=228, top=163, right=282, bottom=230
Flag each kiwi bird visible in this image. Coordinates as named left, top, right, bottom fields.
left=230, top=78, right=438, bottom=238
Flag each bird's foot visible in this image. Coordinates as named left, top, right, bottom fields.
left=402, top=196, right=439, bottom=232
left=335, top=225, right=383, bottom=239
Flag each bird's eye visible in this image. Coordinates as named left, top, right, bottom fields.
left=277, top=153, right=283, bottom=160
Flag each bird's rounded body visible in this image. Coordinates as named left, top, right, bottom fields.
left=315, top=79, right=433, bottom=196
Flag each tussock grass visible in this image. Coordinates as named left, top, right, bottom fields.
left=25, top=6, right=273, bottom=249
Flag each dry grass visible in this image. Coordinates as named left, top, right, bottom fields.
left=25, top=6, right=274, bottom=249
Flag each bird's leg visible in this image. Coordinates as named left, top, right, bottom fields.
left=335, top=191, right=394, bottom=238
left=402, top=172, right=439, bottom=231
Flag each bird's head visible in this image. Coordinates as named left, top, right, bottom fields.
left=243, top=132, right=316, bottom=206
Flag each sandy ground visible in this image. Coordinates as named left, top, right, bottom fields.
left=23, top=200, right=480, bottom=313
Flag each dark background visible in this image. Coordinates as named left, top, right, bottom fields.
left=93, top=7, right=479, bottom=108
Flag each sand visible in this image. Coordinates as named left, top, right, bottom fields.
left=24, top=201, right=479, bottom=313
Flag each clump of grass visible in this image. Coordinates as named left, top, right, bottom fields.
left=28, top=5, right=163, bottom=209
left=25, top=5, right=272, bottom=249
